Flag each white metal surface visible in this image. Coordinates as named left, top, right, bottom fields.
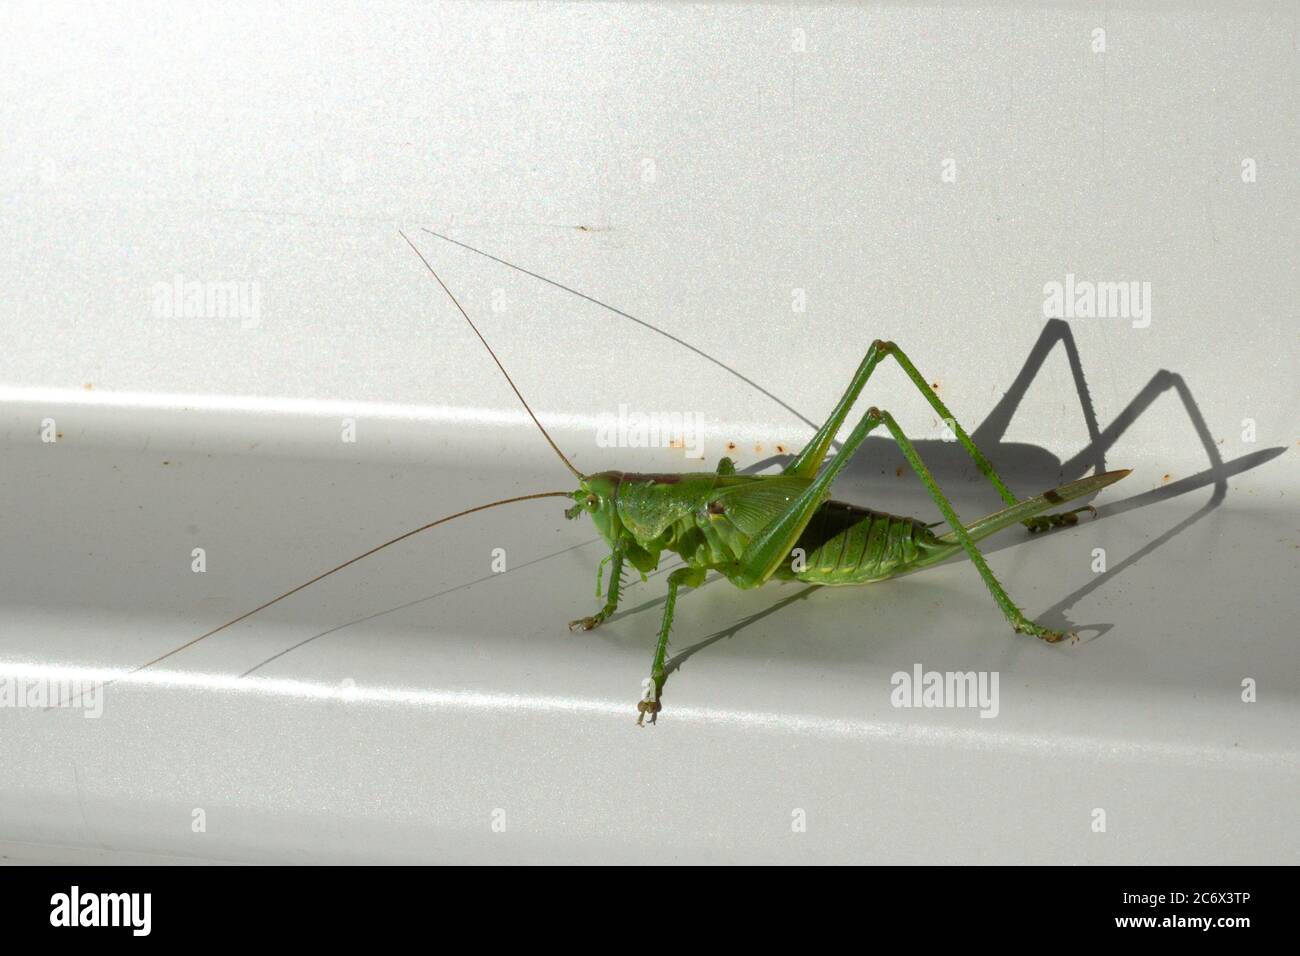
left=0, top=1, right=1296, bottom=864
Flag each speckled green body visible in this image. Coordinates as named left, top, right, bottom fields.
left=582, top=470, right=955, bottom=588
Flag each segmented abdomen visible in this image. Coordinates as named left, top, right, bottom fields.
left=776, top=500, right=943, bottom=585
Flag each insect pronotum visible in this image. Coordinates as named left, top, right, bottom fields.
left=98, top=230, right=1131, bottom=725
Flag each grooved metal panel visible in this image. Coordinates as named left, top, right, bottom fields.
left=0, top=1, right=1295, bottom=864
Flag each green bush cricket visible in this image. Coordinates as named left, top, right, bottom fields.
left=115, top=230, right=1130, bottom=725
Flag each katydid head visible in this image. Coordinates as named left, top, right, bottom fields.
left=567, top=472, right=622, bottom=544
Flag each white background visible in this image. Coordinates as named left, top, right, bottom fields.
left=0, top=1, right=1295, bottom=863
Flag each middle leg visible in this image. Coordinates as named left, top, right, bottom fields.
left=638, top=565, right=706, bottom=725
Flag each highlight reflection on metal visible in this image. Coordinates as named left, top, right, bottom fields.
left=5, top=660, right=1286, bottom=766
left=0, top=385, right=587, bottom=429
left=0, top=385, right=776, bottom=447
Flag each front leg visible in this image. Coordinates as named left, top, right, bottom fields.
left=568, top=547, right=625, bottom=632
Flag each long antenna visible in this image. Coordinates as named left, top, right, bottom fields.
left=399, top=229, right=584, bottom=480
left=420, top=227, right=822, bottom=432
left=56, top=491, right=573, bottom=704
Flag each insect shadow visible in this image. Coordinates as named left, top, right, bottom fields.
left=238, top=235, right=1283, bottom=687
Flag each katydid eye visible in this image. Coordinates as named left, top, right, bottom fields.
left=585, top=495, right=598, bottom=508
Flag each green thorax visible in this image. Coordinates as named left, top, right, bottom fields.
left=584, top=470, right=793, bottom=574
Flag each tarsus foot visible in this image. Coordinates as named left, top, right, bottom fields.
left=1024, top=505, right=1097, bottom=535
left=636, top=698, right=661, bottom=726
left=1015, top=621, right=1079, bottom=644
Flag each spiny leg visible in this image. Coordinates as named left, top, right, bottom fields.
left=875, top=410, right=1074, bottom=643
left=740, top=394, right=1074, bottom=643
left=569, top=546, right=625, bottom=632
left=733, top=405, right=890, bottom=588
left=784, top=340, right=888, bottom=480
left=638, top=565, right=706, bottom=725
left=785, top=340, right=1093, bottom=533
left=884, top=338, right=1093, bottom=532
